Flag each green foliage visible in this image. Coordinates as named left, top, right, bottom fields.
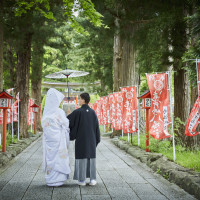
left=173, top=117, right=186, bottom=145
left=120, top=134, right=200, bottom=172
left=156, top=167, right=161, bottom=174
left=15, top=0, right=103, bottom=35
left=41, top=95, right=46, bottom=112
left=90, top=94, right=100, bottom=104
left=0, top=132, right=18, bottom=149
left=183, top=2, right=200, bottom=86
left=42, top=16, right=113, bottom=96
left=15, top=0, right=56, bottom=21
left=6, top=133, right=18, bottom=146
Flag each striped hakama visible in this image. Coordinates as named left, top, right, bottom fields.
left=73, top=158, right=96, bottom=181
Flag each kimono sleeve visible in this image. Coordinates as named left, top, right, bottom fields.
left=58, top=110, right=70, bottom=147
left=58, top=109, right=69, bottom=129
left=95, top=115, right=100, bottom=146
left=67, top=110, right=80, bottom=141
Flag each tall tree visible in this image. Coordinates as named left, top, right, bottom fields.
left=9, top=0, right=103, bottom=137
left=0, top=0, right=3, bottom=91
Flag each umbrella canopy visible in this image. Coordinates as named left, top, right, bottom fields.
left=45, top=69, right=89, bottom=79
left=45, top=68, right=89, bottom=100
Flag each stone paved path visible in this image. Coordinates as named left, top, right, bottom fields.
left=0, top=137, right=197, bottom=200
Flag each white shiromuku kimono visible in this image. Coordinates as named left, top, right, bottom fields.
left=42, top=88, right=71, bottom=186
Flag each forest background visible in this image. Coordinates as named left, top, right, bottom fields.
left=1, top=0, right=200, bottom=149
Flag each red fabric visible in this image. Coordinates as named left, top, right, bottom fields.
left=113, top=92, right=123, bottom=130
left=121, top=87, right=137, bottom=133
left=28, top=99, right=34, bottom=125
left=185, top=62, right=200, bottom=136
left=96, top=100, right=102, bottom=125
left=7, top=108, right=12, bottom=124
left=93, top=102, right=97, bottom=113
left=185, top=98, right=199, bottom=136
left=100, top=96, right=110, bottom=125
left=13, top=106, right=18, bottom=122
left=146, top=73, right=171, bottom=139
left=88, top=103, right=93, bottom=109
left=6, top=88, right=14, bottom=94
left=0, top=109, right=2, bottom=124
left=108, top=94, right=116, bottom=128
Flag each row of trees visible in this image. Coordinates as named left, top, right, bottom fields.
left=90, top=0, right=200, bottom=146
left=0, top=0, right=102, bottom=137
left=1, top=0, right=200, bottom=147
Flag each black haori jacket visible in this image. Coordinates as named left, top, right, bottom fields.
left=67, top=104, right=100, bottom=159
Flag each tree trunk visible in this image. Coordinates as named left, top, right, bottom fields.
left=172, top=11, right=190, bottom=145
left=113, top=19, right=139, bottom=91
left=0, top=0, right=3, bottom=136
left=113, top=18, right=122, bottom=92
left=113, top=18, right=140, bottom=136
left=7, top=44, right=16, bottom=87
left=0, top=0, right=3, bottom=91
left=31, top=42, right=44, bottom=131
left=16, top=32, right=32, bottom=138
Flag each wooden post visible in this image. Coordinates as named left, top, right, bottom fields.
left=34, top=112, right=37, bottom=135
left=146, top=108, right=150, bottom=152
left=2, top=109, right=7, bottom=152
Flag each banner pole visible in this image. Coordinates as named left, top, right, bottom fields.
left=195, top=59, right=200, bottom=132
left=196, top=59, right=199, bottom=105
left=11, top=99, right=14, bottom=142
left=168, top=71, right=176, bottom=161
left=137, top=85, right=140, bottom=146
left=18, top=92, right=20, bottom=140
left=122, top=129, right=123, bottom=138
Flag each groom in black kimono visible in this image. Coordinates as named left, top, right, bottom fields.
left=67, top=93, right=100, bottom=186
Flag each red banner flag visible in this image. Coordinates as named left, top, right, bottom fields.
left=96, top=100, right=102, bottom=125
left=185, top=62, right=200, bottom=136
left=89, top=103, right=94, bottom=110
left=185, top=98, right=199, bottom=136
left=7, top=108, right=12, bottom=124
left=0, top=109, right=2, bottom=124
left=146, top=73, right=171, bottom=139
left=100, top=96, right=110, bottom=125
left=13, top=106, right=18, bottom=122
left=93, top=102, right=97, bottom=113
left=113, top=92, right=123, bottom=130
left=121, top=86, right=137, bottom=133
left=28, top=99, right=34, bottom=125
left=109, top=94, right=116, bottom=128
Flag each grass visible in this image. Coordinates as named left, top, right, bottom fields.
left=120, top=134, right=200, bottom=172
left=0, top=132, right=18, bottom=149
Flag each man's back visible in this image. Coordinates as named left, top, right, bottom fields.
left=68, top=104, right=100, bottom=159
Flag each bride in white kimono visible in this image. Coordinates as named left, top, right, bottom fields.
left=42, top=88, right=71, bottom=186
